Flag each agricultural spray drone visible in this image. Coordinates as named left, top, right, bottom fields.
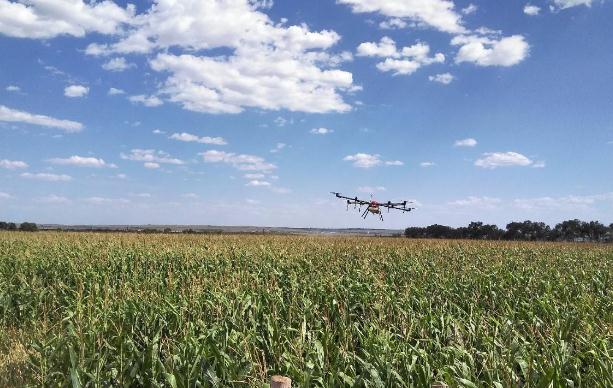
left=331, top=192, right=415, bottom=221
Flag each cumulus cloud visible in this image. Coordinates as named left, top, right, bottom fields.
left=343, top=153, right=404, bottom=168
left=513, top=192, right=613, bottom=210
left=108, top=87, right=125, bottom=95
left=64, top=85, right=89, bottom=98
left=420, top=161, right=436, bottom=167
left=169, top=132, right=227, bottom=145
left=448, top=196, right=501, bottom=209
left=36, top=194, right=70, bottom=204
left=461, top=4, right=478, bottom=15
left=129, top=94, right=163, bottom=107
left=5, top=85, right=20, bottom=92
left=0, top=105, right=83, bottom=132
left=357, top=37, right=445, bottom=76
left=47, top=155, right=116, bottom=168
left=121, top=149, right=184, bottom=167
left=83, top=196, right=130, bottom=205
left=385, top=160, right=404, bottom=166
left=102, top=57, right=135, bottom=72
left=452, top=34, right=529, bottom=67
left=0, top=159, right=28, bottom=169
left=246, top=179, right=271, bottom=187
left=21, top=172, right=72, bottom=181
left=358, top=186, right=386, bottom=193
left=270, top=143, right=286, bottom=153
left=552, top=0, right=592, bottom=10
left=524, top=4, right=541, bottom=15
left=80, top=0, right=356, bottom=114
left=474, top=152, right=541, bottom=169
left=0, top=0, right=134, bottom=39
left=201, top=150, right=276, bottom=172
left=454, top=138, right=477, bottom=147
left=429, top=72, right=454, bottom=84
left=344, top=153, right=382, bottom=168
left=379, top=18, right=407, bottom=29
left=338, top=0, right=466, bottom=34
left=310, top=127, right=333, bottom=135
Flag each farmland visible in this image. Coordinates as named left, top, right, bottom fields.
left=0, top=232, right=611, bottom=387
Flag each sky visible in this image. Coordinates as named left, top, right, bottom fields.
left=0, top=0, right=612, bottom=229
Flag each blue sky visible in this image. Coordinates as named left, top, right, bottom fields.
left=0, top=0, right=612, bottom=228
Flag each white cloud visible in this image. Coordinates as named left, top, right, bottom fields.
left=121, top=149, right=184, bottom=167
left=429, top=72, right=454, bottom=84
left=357, top=36, right=399, bottom=58
left=0, top=0, right=134, bottom=39
left=83, top=196, right=130, bottom=205
left=454, top=138, right=477, bottom=147
left=169, top=132, right=227, bottom=145
left=338, top=0, right=467, bottom=34
left=21, top=172, right=72, bottom=181
left=358, top=37, right=445, bottom=76
left=452, top=34, right=529, bottom=67
left=344, top=153, right=382, bottom=168
left=474, top=152, right=538, bottom=169
left=0, top=159, right=28, bottom=169
left=343, top=153, right=403, bottom=168
left=80, top=1, right=355, bottom=114
left=244, top=173, right=265, bottom=179
left=115, top=173, right=127, bottom=179
left=385, top=160, right=404, bottom=166
left=108, top=87, right=125, bottom=95
left=152, top=129, right=165, bottom=134
left=0, top=192, right=11, bottom=199
left=358, top=186, right=386, bottom=193
left=201, top=150, right=276, bottom=172
left=524, top=4, right=541, bottom=15
left=448, top=196, right=501, bottom=209
left=182, top=193, right=199, bottom=199
left=47, top=155, right=116, bottom=168
left=64, top=85, right=89, bottom=98
left=270, top=143, right=286, bottom=153
left=513, top=192, right=613, bottom=210
left=379, top=18, right=407, bottom=29
left=461, top=4, right=478, bottom=15
left=5, top=85, right=20, bottom=92
left=102, top=57, right=135, bottom=72
left=420, top=161, right=436, bottom=167
left=36, top=194, right=70, bottom=204
left=246, top=179, right=271, bottom=187
left=552, top=0, right=592, bottom=10
left=310, top=127, right=333, bottom=135
left=0, top=105, right=83, bottom=132
left=129, top=94, right=163, bottom=107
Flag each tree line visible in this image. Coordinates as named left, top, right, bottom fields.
left=0, top=221, right=38, bottom=232
left=405, top=220, right=613, bottom=242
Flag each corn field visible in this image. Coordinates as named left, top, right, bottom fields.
left=0, top=232, right=611, bottom=387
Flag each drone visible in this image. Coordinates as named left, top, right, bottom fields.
left=331, top=192, right=415, bottom=221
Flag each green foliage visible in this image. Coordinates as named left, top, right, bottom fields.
left=0, top=232, right=611, bottom=386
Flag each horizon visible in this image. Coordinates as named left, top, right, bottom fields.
left=1, top=0, right=612, bottom=228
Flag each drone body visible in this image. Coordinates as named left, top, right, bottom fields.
left=331, top=192, right=415, bottom=221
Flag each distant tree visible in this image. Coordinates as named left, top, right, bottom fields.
left=425, top=224, right=454, bottom=239
left=0, top=222, right=7, bottom=230
left=163, top=228, right=172, bottom=233
left=554, top=219, right=584, bottom=241
left=19, top=222, right=38, bottom=232
left=505, top=221, right=550, bottom=241
left=586, top=221, right=607, bottom=242
left=404, top=227, right=425, bottom=238
left=7, top=222, right=17, bottom=231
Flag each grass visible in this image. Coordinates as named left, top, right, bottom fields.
left=0, top=231, right=611, bottom=386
